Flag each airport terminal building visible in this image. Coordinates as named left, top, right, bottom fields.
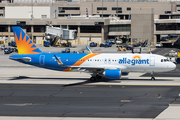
left=0, top=0, right=180, bottom=45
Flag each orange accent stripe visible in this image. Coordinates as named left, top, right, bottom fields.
left=72, top=53, right=100, bottom=66
left=62, top=53, right=100, bottom=72
left=62, top=67, right=73, bottom=71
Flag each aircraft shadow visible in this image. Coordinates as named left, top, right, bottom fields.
left=8, top=76, right=173, bottom=81
left=8, top=76, right=174, bottom=87
left=8, top=76, right=87, bottom=81
left=121, top=78, right=174, bottom=81
left=8, top=76, right=117, bottom=87
left=63, top=79, right=119, bottom=87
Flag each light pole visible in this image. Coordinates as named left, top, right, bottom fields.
left=31, top=0, right=33, bottom=20
left=116, top=0, right=118, bottom=17
left=102, top=0, right=103, bottom=19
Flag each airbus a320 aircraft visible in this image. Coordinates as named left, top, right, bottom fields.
left=10, top=27, right=176, bottom=81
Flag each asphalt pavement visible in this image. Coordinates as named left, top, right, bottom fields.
left=0, top=84, right=180, bottom=118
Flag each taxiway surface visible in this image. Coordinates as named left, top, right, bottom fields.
left=0, top=83, right=180, bottom=118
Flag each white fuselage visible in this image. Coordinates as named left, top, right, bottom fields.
left=78, top=53, right=176, bottom=73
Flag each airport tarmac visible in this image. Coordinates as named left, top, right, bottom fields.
left=0, top=70, right=180, bottom=120
left=0, top=46, right=180, bottom=120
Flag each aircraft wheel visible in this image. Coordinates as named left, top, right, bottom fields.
left=151, top=77, right=155, bottom=81
left=96, top=75, right=102, bottom=79
left=90, top=77, right=96, bottom=82
left=151, top=72, right=155, bottom=81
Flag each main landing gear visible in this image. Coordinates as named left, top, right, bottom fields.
left=151, top=72, right=155, bottom=81
left=90, top=74, right=102, bottom=82
left=90, top=77, right=96, bottom=82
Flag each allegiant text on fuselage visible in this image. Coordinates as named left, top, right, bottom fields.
left=119, top=58, right=150, bottom=66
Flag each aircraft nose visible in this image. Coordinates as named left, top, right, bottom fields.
left=169, top=63, right=176, bottom=70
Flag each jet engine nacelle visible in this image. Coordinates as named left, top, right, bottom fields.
left=103, top=69, right=121, bottom=80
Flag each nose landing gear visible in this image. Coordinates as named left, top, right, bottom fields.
left=151, top=72, right=155, bottom=81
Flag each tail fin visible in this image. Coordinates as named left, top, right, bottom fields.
left=12, top=26, right=43, bottom=54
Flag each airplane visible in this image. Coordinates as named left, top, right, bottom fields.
left=9, top=26, right=176, bottom=81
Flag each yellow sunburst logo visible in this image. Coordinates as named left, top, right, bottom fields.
left=133, top=55, right=141, bottom=59
left=15, top=32, right=39, bottom=54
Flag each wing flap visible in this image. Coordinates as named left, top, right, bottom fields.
left=71, top=65, right=127, bottom=70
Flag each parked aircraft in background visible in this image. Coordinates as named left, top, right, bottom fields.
left=9, top=27, right=176, bottom=81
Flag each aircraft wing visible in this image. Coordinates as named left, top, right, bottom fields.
left=71, top=65, right=127, bottom=70
left=70, top=65, right=127, bottom=73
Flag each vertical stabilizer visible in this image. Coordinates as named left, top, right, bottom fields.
left=12, top=26, right=42, bottom=54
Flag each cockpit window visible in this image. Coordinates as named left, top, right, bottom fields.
left=161, top=59, right=170, bottom=62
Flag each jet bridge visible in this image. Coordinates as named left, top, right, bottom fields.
left=45, top=26, right=77, bottom=46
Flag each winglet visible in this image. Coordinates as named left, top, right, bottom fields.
left=86, top=46, right=92, bottom=54
left=54, top=55, right=66, bottom=67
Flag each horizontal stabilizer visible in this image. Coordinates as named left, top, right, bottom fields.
left=9, top=57, right=31, bottom=62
